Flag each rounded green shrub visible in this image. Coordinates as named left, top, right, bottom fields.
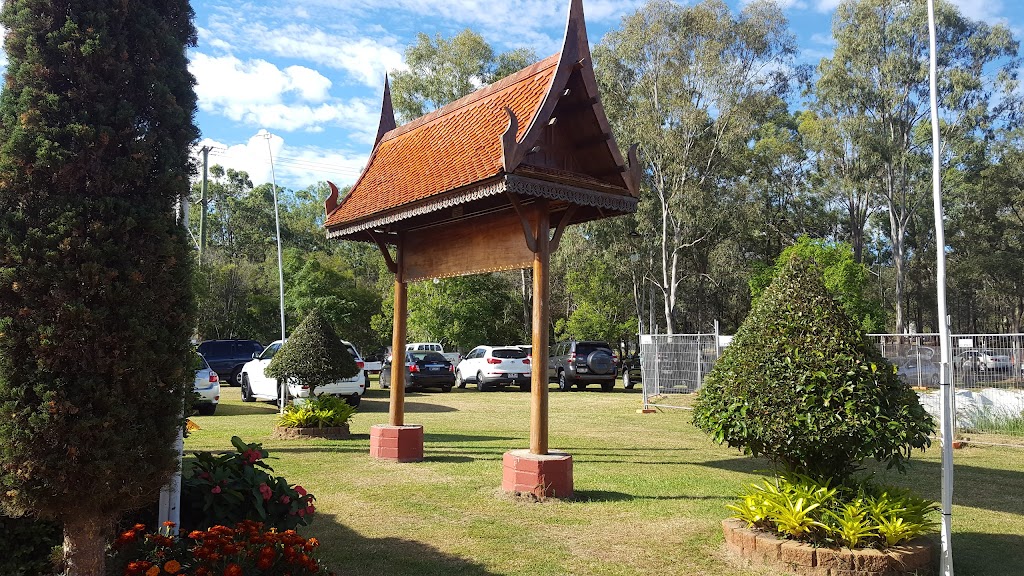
left=692, top=254, right=934, bottom=481
left=265, top=309, right=359, bottom=396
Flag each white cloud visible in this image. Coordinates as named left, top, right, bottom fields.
left=194, top=132, right=367, bottom=190
left=948, top=0, right=1008, bottom=25
left=262, top=28, right=407, bottom=87
left=815, top=0, right=842, bottom=13
left=190, top=53, right=382, bottom=134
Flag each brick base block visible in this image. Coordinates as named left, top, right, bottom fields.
left=369, top=424, right=424, bottom=462
left=501, top=449, right=573, bottom=499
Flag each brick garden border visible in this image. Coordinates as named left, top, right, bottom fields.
left=722, top=519, right=934, bottom=575
left=272, top=425, right=350, bottom=440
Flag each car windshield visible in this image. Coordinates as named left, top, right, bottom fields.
left=492, top=348, right=526, bottom=359
left=411, top=351, right=447, bottom=363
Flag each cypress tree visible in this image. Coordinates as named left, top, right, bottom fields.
left=0, top=2, right=198, bottom=574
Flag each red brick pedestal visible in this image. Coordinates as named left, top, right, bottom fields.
left=369, top=424, right=424, bottom=462
left=502, top=449, right=573, bottom=499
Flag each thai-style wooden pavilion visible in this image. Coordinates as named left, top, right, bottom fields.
left=325, top=0, right=638, bottom=497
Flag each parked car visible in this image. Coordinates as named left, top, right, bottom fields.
left=406, top=342, right=462, bottom=365
left=956, top=349, right=1012, bottom=373
left=239, top=339, right=366, bottom=406
left=197, top=339, right=264, bottom=386
left=896, top=358, right=940, bottom=387
left=456, top=346, right=532, bottom=391
left=513, top=344, right=533, bottom=360
left=192, top=352, right=220, bottom=416
left=380, top=350, right=455, bottom=392
left=548, top=340, right=618, bottom=391
left=620, top=352, right=642, bottom=389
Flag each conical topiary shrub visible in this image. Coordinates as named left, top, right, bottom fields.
left=692, top=254, right=934, bottom=481
left=265, top=309, right=359, bottom=397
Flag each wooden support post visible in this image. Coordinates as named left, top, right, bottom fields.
left=530, top=201, right=550, bottom=455
left=389, top=238, right=407, bottom=426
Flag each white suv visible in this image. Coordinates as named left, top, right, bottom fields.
left=455, top=346, right=532, bottom=392
left=239, top=339, right=366, bottom=406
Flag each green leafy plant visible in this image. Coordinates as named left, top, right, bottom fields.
left=727, top=473, right=936, bottom=548
left=182, top=437, right=316, bottom=531
left=278, top=395, right=356, bottom=429
left=0, top=514, right=62, bottom=576
left=827, top=501, right=878, bottom=548
left=265, top=309, right=359, bottom=397
left=693, top=254, right=935, bottom=481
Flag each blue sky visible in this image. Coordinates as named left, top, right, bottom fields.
left=11, top=1, right=1024, bottom=191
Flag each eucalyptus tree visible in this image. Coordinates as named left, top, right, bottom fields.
left=815, top=0, right=1019, bottom=333
left=390, top=29, right=536, bottom=122
left=594, top=0, right=797, bottom=333
left=0, top=1, right=198, bottom=574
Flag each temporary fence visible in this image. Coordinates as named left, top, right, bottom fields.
left=638, top=332, right=725, bottom=410
left=636, top=329, right=1024, bottom=446
left=868, top=333, right=1024, bottom=445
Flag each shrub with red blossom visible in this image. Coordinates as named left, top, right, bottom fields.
left=183, top=436, right=316, bottom=531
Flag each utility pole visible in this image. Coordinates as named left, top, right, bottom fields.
left=199, top=145, right=210, bottom=264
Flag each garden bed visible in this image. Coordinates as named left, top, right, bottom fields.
left=722, top=519, right=934, bottom=575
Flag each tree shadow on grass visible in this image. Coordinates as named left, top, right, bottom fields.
left=954, top=532, right=1024, bottom=576
left=573, top=490, right=736, bottom=503
left=355, top=398, right=458, bottom=413
left=209, top=402, right=281, bottom=417
left=311, top=513, right=500, bottom=576
left=700, top=457, right=1024, bottom=516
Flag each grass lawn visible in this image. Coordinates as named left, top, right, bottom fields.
left=186, top=377, right=1024, bottom=576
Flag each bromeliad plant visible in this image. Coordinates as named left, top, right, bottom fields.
left=107, top=520, right=335, bottom=576
left=729, top=472, right=937, bottom=549
left=278, top=394, right=356, bottom=429
left=182, top=437, right=316, bottom=531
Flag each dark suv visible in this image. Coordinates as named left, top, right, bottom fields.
left=197, top=339, right=264, bottom=386
left=548, top=340, right=618, bottom=391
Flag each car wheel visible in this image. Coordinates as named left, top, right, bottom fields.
left=345, top=394, right=361, bottom=407
left=442, top=384, right=453, bottom=393
left=600, top=380, right=614, bottom=392
left=576, top=382, right=588, bottom=391
left=197, top=403, right=217, bottom=416
left=558, top=371, right=571, bottom=391
left=240, top=374, right=254, bottom=402
left=230, top=367, right=242, bottom=387
left=519, top=382, right=531, bottom=392
left=455, top=370, right=466, bottom=389
left=477, top=371, right=489, bottom=392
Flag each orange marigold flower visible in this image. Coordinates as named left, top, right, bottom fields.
left=223, top=563, right=243, bottom=576
left=163, top=560, right=182, bottom=574
left=133, top=524, right=147, bottom=531
left=163, top=521, right=177, bottom=528
left=145, top=566, right=160, bottom=576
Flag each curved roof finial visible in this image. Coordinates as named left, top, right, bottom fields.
left=375, top=74, right=397, bottom=147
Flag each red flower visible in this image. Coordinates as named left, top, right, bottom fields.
left=305, top=504, right=315, bottom=515
left=223, top=563, right=243, bottom=576
left=211, top=485, right=222, bottom=494
left=259, top=482, right=273, bottom=501
left=294, top=485, right=307, bottom=497
left=279, top=494, right=291, bottom=504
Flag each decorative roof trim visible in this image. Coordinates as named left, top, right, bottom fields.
left=326, top=180, right=508, bottom=240
left=375, top=75, right=397, bottom=147
left=326, top=173, right=637, bottom=241
left=505, top=174, right=637, bottom=213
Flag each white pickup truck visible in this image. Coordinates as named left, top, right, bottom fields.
left=406, top=342, right=462, bottom=366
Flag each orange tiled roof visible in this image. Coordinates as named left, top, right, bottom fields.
left=325, top=54, right=559, bottom=228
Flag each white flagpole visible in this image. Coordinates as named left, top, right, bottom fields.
left=926, top=2, right=954, bottom=574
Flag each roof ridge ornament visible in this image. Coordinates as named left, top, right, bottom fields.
left=375, top=74, right=397, bottom=147
left=325, top=181, right=341, bottom=217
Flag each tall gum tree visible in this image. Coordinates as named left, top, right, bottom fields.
left=815, top=0, right=1018, bottom=333
left=0, top=2, right=198, bottom=574
left=594, top=0, right=796, bottom=333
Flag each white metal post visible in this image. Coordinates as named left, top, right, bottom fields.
left=264, top=132, right=288, bottom=414
left=927, top=2, right=954, bottom=574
